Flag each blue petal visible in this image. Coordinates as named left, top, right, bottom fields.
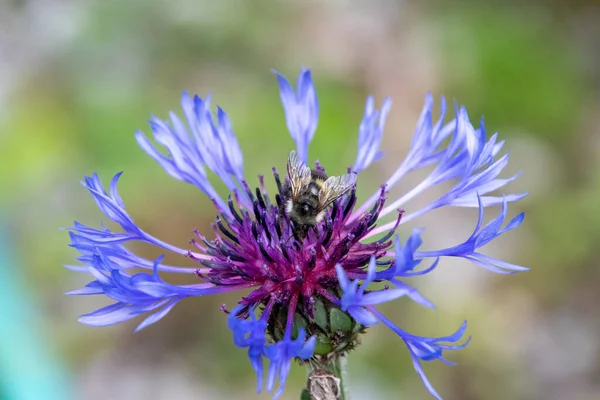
left=228, top=306, right=269, bottom=394
left=273, top=68, right=319, bottom=164
left=68, top=230, right=197, bottom=274
left=348, top=307, right=378, bottom=326
left=368, top=307, right=469, bottom=400
left=355, top=95, right=524, bottom=236
left=415, top=198, right=528, bottom=273
left=390, top=280, right=435, bottom=309
left=359, top=288, right=412, bottom=306
left=335, top=264, right=351, bottom=291
left=264, top=328, right=316, bottom=398
left=78, top=302, right=164, bottom=326
left=76, top=173, right=194, bottom=256
left=448, top=192, right=528, bottom=207
left=134, top=299, right=180, bottom=332
left=70, top=251, right=228, bottom=331
left=409, top=354, right=443, bottom=400
left=339, top=255, right=433, bottom=325
left=353, top=96, right=392, bottom=172
left=297, top=335, right=317, bottom=359
left=136, top=91, right=251, bottom=213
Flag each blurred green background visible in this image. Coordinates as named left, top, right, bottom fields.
left=1, top=1, right=599, bottom=399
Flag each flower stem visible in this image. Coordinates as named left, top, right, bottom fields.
left=336, top=356, right=349, bottom=400
left=303, top=356, right=349, bottom=400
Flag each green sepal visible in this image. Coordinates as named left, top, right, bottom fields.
left=313, top=334, right=333, bottom=355
left=300, top=388, right=311, bottom=400
left=292, top=312, right=307, bottom=337
left=312, top=298, right=329, bottom=331
left=329, top=308, right=352, bottom=332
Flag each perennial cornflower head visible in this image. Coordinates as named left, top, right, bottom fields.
left=66, top=68, right=527, bottom=400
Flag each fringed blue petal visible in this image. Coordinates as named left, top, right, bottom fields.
left=227, top=306, right=268, bottom=393
left=353, top=96, right=392, bottom=172
left=135, top=91, right=249, bottom=213
left=355, top=95, right=525, bottom=234
left=67, top=229, right=197, bottom=273
left=264, top=328, right=316, bottom=399
left=369, top=307, right=470, bottom=400
left=69, top=253, right=239, bottom=331
left=417, top=196, right=528, bottom=273
left=336, top=257, right=428, bottom=326
left=273, top=68, right=319, bottom=164
left=75, top=173, right=193, bottom=255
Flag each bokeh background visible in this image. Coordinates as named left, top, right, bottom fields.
left=1, top=1, right=599, bottom=399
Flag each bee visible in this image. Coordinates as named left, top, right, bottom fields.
left=282, top=150, right=357, bottom=239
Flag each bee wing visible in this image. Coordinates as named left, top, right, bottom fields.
left=318, top=173, right=357, bottom=211
left=287, top=150, right=312, bottom=200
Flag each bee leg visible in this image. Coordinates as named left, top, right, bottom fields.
left=311, top=224, right=320, bottom=238
left=293, top=223, right=308, bottom=242
left=277, top=202, right=286, bottom=225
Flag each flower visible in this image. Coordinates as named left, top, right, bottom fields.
left=336, top=256, right=425, bottom=326
left=66, top=68, right=527, bottom=399
left=227, top=306, right=268, bottom=392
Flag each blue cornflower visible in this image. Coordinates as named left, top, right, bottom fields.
left=264, top=327, right=316, bottom=399
left=66, top=68, right=527, bottom=399
left=227, top=306, right=269, bottom=392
